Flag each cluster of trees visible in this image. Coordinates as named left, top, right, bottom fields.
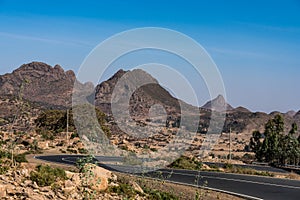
left=249, top=115, right=300, bottom=166
left=35, top=105, right=111, bottom=139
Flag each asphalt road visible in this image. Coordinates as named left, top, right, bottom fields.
left=35, top=155, right=300, bottom=200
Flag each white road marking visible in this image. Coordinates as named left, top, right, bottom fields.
left=159, top=170, right=300, bottom=190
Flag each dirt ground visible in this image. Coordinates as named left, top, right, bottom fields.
left=116, top=173, right=243, bottom=200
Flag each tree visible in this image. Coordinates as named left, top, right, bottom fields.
left=35, top=105, right=111, bottom=139
left=249, top=130, right=263, bottom=161
left=289, top=123, right=298, bottom=135
left=248, top=115, right=300, bottom=165
left=263, top=115, right=284, bottom=163
left=284, top=123, right=300, bottom=165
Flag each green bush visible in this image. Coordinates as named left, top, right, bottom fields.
left=143, top=187, right=179, bottom=200
left=223, top=163, right=233, bottom=169
left=70, top=132, right=79, bottom=139
left=67, top=148, right=77, bottom=154
left=150, top=148, right=158, bottom=152
left=14, top=153, right=28, bottom=163
left=109, top=183, right=139, bottom=197
left=0, top=150, right=11, bottom=159
left=41, top=131, right=55, bottom=140
left=168, top=156, right=202, bottom=170
left=78, top=148, right=88, bottom=154
left=30, top=165, right=67, bottom=186
left=0, top=166, right=9, bottom=175
left=35, top=106, right=111, bottom=137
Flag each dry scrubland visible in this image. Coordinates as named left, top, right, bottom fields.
left=1, top=62, right=300, bottom=199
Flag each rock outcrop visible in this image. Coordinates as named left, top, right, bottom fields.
left=0, top=62, right=76, bottom=109
left=202, top=94, right=233, bottom=112
left=0, top=62, right=299, bottom=135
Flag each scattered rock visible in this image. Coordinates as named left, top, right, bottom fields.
left=0, top=184, right=6, bottom=198
left=129, top=180, right=144, bottom=194
left=83, top=163, right=112, bottom=192
left=63, top=186, right=75, bottom=194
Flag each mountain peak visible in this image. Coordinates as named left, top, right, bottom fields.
left=286, top=110, right=296, bottom=117
left=94, top=68, right=179, bottom=116
left=111, top=69, right=126, bottom=79
left=215, top=94, right=225, bottom=102
left=202, top=94, right=233, bottom=111
left=0, top=62, right=77, bottom=108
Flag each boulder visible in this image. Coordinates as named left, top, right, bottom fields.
left=62, top=186, right=75, bottom=194
left=129, top=180, right=144, bottom=194
left=82, top=164, right=113, bottom=192
left=64, top=179, right=74, bottom=188
left=65, top=171, right=81, bottom=186
left=5, top=184, right=15, bottom=195
left=0, top=184, right=6, bottom=198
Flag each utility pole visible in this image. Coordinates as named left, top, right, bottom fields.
left=66, top=108, right=69, bottom=145
left=229, top=126, right=232, bottom=161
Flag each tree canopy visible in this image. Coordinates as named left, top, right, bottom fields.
left=249, top=115, right=300, bottom=166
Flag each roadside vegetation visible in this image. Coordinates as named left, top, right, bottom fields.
left=223, top=163, right=274, bottom=177
left=0, top=148, right=28, bottom=174
left=76, top=154, right=180, bottom=200
left=168, top=155, right=202, bottom=170
left=30, top=165, right=67, bottom=187
left=249, top=114, right=300, bottom=166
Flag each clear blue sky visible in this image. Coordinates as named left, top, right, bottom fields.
left=0, top=0, right=300, bottom=113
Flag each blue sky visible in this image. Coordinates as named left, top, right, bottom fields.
left=0, top=0, right=300, bottom=112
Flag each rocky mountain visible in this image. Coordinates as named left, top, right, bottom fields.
left=0, top=62, right=76, bottom=109
left=94, top=68, right=182, bottom=118
left=202, top=94, right=233, bottom=111
left=1, top=62, right=299, bottom=135
left=286, top=110, right=296, bottom=117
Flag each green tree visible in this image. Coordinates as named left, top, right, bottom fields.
left=284, top=123, right=300, bottom=165
left=248, top=115, right=300, bottom=165
left=249, top=130, right=263, bottom=161
left=35, top=105, right=111, bottom=139
left=289, top=123, right=298, bottom=135
left=263, top=115, right=284, bottom=163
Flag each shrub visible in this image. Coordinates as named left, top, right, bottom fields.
left=67, top=148, right=77, bottom=154
left=223, top=164, right=274, bottom=177
left=35, top=107, right=111, bottom=137
left=108, top=180, right=179, bottom=200
left=223, top=163, right=233, bottom=169
left=0, top=166, right=9, bottom=175
left=70, top=132, right=79, bottom=139
left=14, top=153, right=28, bottom=163
left=41, top=131, right=55, bottom=140
left=109, top=183, right=139, bottom=197
left=168, top=156, right=202, bottom=170
left=0, top=150, right=11, bottom=159
left=209, top=153, right=215, bottom=158
left=30, top=165, right=67, bottom=186
left=143, top=187, right=179, bottom=200
left=78, top=148, right=88, bottom=154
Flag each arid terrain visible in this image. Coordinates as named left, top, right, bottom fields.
left=0, top=62, right=300, bottom=199
left=1, top=62, right=299, bottom=156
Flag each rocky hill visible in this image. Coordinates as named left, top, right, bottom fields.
left=202, top=94, right=233, bottom=111
left=94, top=69, right=182, bottom=118
left=1, top=62, right=299, bottom=136
left=0, top=62, right=76, bottom=109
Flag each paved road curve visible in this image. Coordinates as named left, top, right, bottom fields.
left=35, top=155, right=300, bottom=200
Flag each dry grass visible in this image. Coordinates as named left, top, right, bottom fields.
left=116, top=172, right=243, bottom=200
